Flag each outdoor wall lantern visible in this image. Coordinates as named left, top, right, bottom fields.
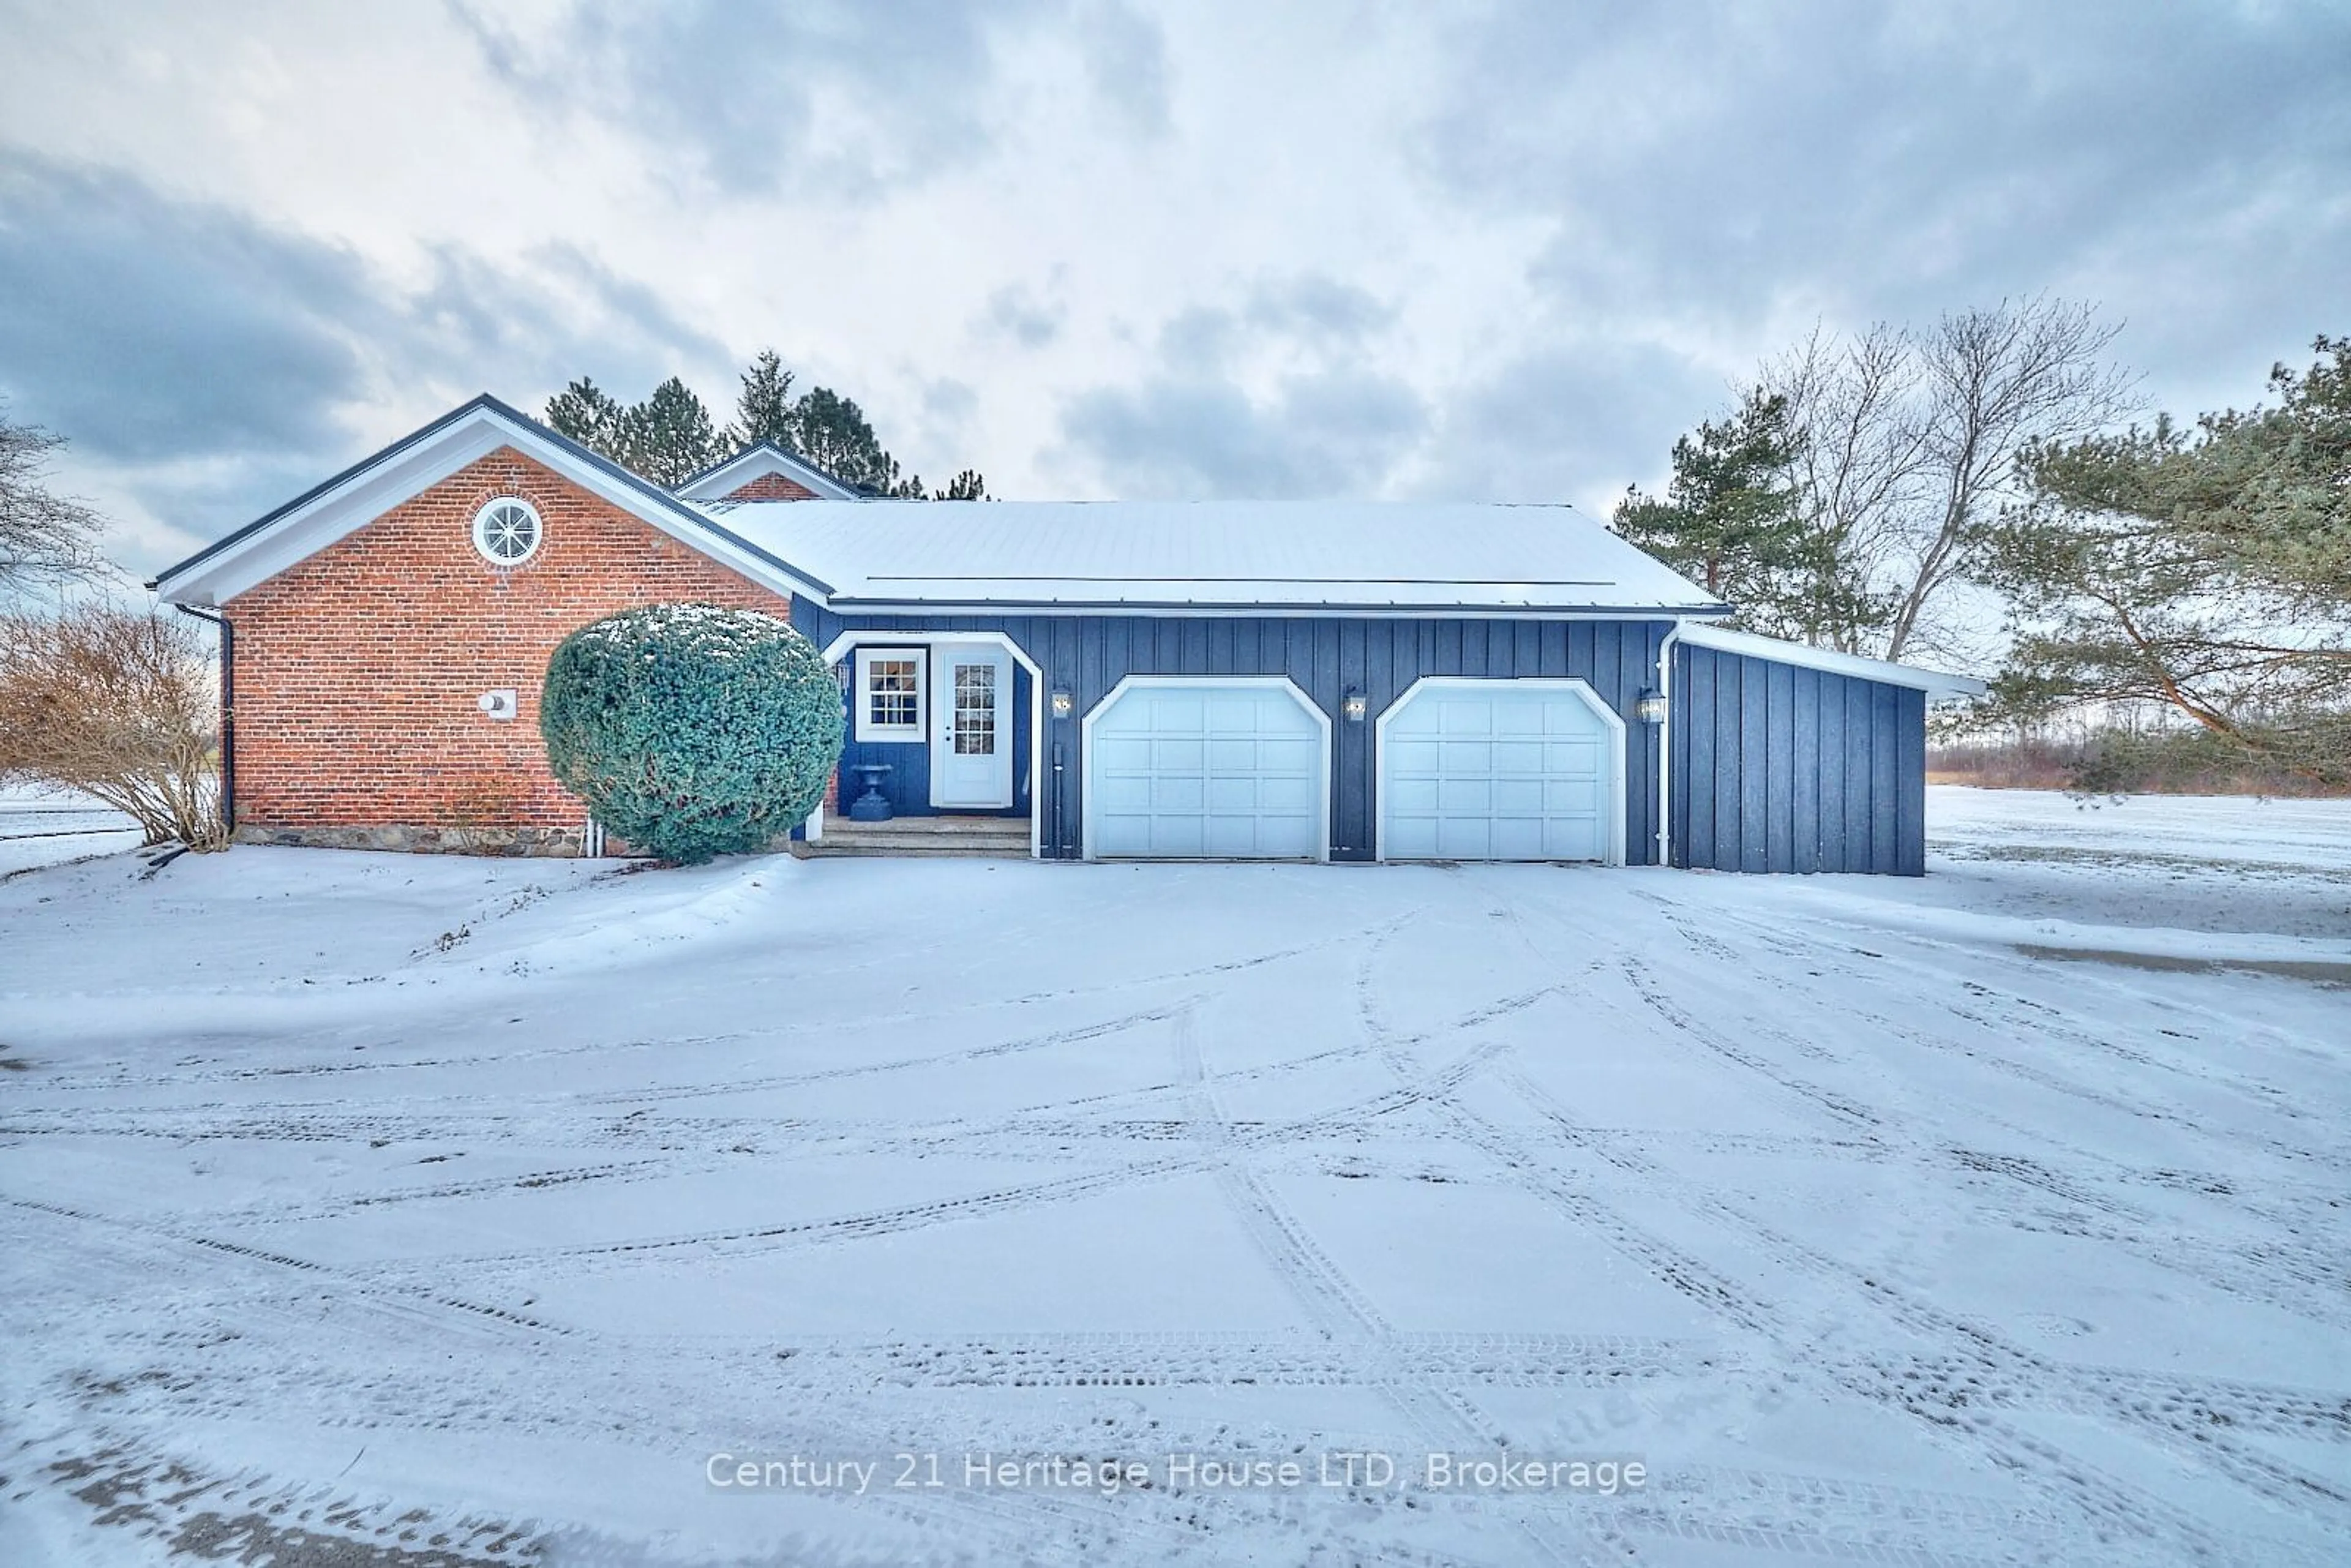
left=1050, top=688, right=1074, bottom=720
left=1343, top=688, right=1368, bottom=722
left=833, top=661, right=853, bottom=697
left=1635, top=689, right=1668, bottom=725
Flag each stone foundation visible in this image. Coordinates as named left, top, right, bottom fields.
left=233, top=823, right=590, bottom=857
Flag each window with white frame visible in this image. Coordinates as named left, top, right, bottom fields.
left=470, top=496, right=542, bottom=566
left=855, top=648, right=926, bottom=741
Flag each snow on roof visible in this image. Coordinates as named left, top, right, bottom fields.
left=151, top=396, right=831, bottom=609
left=1676, top=623, right=1987, bottom=699
left=693, top=500, right=1729, bottom=614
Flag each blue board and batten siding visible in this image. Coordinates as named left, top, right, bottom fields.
left=1669, top=642, right=1927, bottom=876
left=833, top=664, right=1033, bottom=819
left=800, top=601, right=1932, bottom=873
left=796, top=599, right=1670, bottom=863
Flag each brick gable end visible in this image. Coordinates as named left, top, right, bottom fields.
left=225, top=446, right=803, bottom=852
left=725, top=472, right=820, bottom=501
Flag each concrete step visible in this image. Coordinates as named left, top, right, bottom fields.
left=802, top=840, right=1029, bottom=858
left=798, top=816, right=1033, bottom=859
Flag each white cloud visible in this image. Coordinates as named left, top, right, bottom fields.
left=0, top=0, right=2339, bottom=579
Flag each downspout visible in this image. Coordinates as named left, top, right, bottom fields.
left=1051, top=741, right=1067, bottom=859
left=173, top=604, right=234, bottom=836
left=1654, top=621, right=1681, bottom=869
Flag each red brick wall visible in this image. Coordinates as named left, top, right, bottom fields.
left=225, top=447, right=795, bottom=847
left=726, top=472, right=820, bottom=501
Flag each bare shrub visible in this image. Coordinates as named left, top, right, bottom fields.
left=1929, top=729, right=2350, bottom=798
left=0, top=606, right=228, bottom=848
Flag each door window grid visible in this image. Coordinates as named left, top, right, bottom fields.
left=953, top=664, right=997, bottom=754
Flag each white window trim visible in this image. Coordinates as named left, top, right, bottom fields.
left=820, top=630, right=1046, bottom=860
left=854, top=647, right=928, bottom=742
left=1372, top=676, right=1627, bottom=866
left=471, top=495, right=542, bottom=566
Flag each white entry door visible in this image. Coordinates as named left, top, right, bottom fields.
left=1378, top=678, right=1622, bottom=862
left=930, top=645, right=1014, bottom=809
left=1084, top=678, right=1327, bottom=859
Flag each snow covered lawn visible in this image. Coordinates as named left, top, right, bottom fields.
left=2, top=787, right=2347, bottom=1565
left=0, top=787, right=143, bottom=879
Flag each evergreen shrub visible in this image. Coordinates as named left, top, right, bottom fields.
left=541, top=604, right=843, bottom=863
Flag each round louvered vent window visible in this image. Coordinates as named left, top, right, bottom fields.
left=471, top=497, right=542, bottom=566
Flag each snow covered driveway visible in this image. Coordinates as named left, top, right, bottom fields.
left=3, top=789, right=2347, bottom=1565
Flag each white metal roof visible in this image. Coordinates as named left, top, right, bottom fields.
left=695, top=500, right=1729, bottom=615
left=1676, top=623, right=1987, bottom=699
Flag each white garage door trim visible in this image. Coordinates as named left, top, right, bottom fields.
left=1374, top=677, right=1627, bottom=865
left=1081, top=675, right=1331, bottom=861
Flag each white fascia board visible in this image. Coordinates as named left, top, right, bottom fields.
left=820, top=599, right=1723, bottom=620
left=155, top=406, right=831, bottom=607
left=673, top=445, right=860, bottom=503
left=1677, top=622, right=1987, bottom=698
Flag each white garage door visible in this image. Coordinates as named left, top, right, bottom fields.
left=1379, top=679, right=1620, bottom=862
left=1086, top=680, right=1326, bottom=859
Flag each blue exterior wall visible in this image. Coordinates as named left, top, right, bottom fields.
left=834, top=658, right=1032, bottom=819
left=797, top=599, right=1672, bottom=863
left=1669, top=642, right=1926, bottom=875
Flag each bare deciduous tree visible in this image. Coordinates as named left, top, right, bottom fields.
left=1763, top=296, right=2139, bottom=661
left=1765, top=323, right=1927, bottom=653
left=1, top=410, right=109, bottom=594
left=0, top=606, right=228, bottom=849
left=1894, top=299, right=2139, bottom=660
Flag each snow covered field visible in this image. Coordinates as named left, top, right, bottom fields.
left=0, top=787, right=143, bottom=879
left=2, top=787, right=2347, bottom=1565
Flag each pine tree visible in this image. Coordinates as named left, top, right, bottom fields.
left=547, top=353, right=987, bottom=499
left=620, top=377, right=727, bottom=487
left=784, top=386, right=899, bottom=493
left=1611, top=390, right=1816, bottom=639
left=734, top=350, right=797, bottom=448
left=544, top=377, right=626, bottom=456
left=1982, top=334, right=2351, bottom=784
left=933, top=468, right=988, bottom=501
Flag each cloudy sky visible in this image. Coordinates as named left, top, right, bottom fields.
left=1, top=0, right=2344, bottom=584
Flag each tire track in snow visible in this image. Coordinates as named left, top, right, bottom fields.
left=1610, top=915, right=2351, bottom=1409
left=1685, top=895, right=2344, bottom=1141
left=1341, top=915, right=1793, bottom=1563
left=1165, top=996, right=1570, bottom=1555
left=1619, top=966, right=2351, bottom=1336
left=1476, top=896, right=2351, bottom=1542
left=757, top=1329, right=1726, bottom=1392
left=1499, top=1062, right=2351, bottom=1495
left=0, top=1196, right=572, bottom=1343
left=1174, top=1001, right=1396, bottom=1339
left=362, top=1030, right=1517, bottom=1280
left=576, top=996, right=1202, bottom=1106
left=1613, top=897, right=2351, bottom=1334
left=1411, top=885, right=2294, bottom=1560
left=28, top=995, right=1189, bottom=1106
left=1613, top=958, right=1889, bottom=1129
left=23, top=917, right=1393, bottom=1098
